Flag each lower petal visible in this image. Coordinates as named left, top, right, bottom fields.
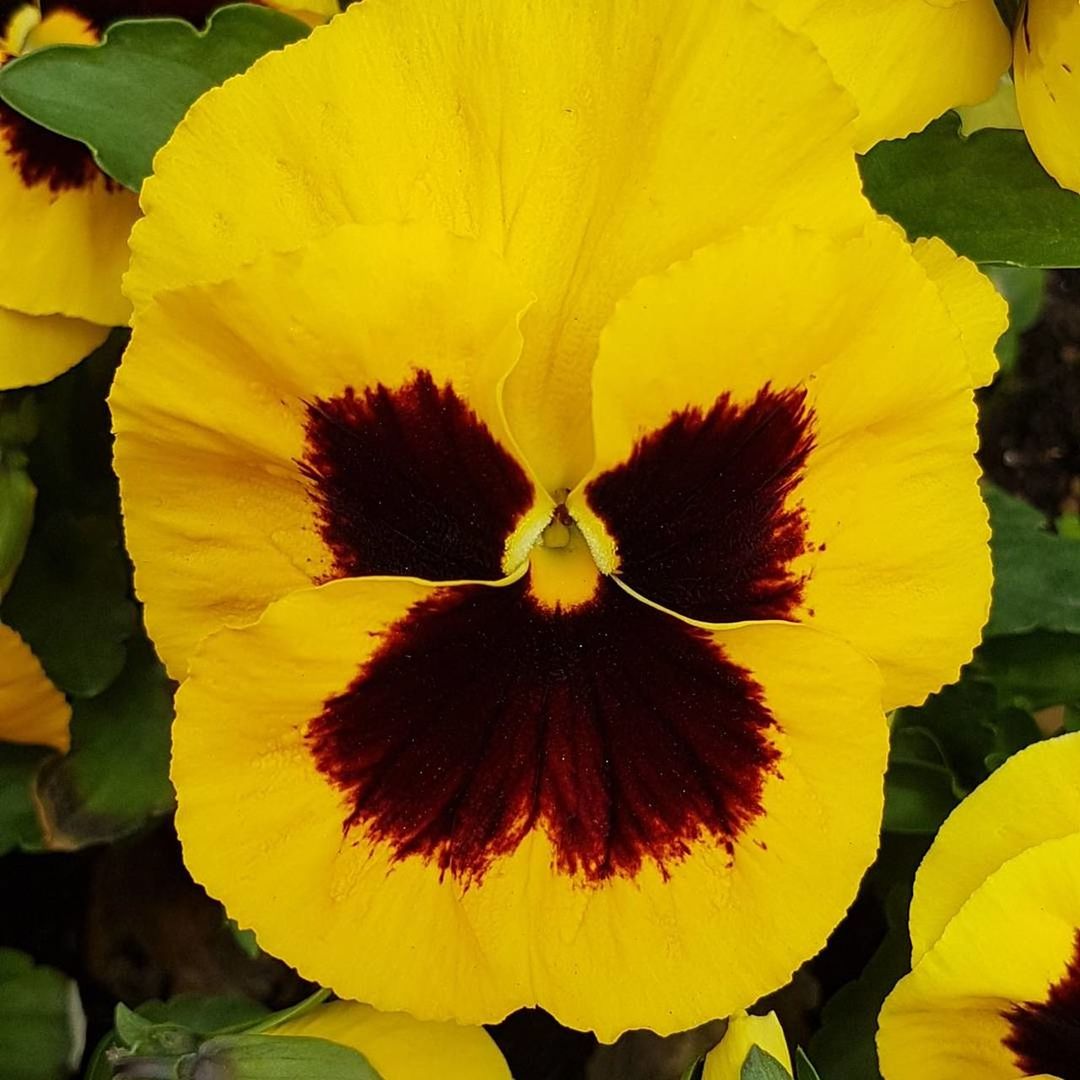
left=173, top=573, right=885, bottom=1039
left=0, top=306, right=108, bottom=389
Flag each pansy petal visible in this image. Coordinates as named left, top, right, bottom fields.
left=1014, top=0, right=1080, bottom=195
left=765, top=0, right=1011, bottom=152
left=572, top=223, right=990, bottom=709
left=270, top=1001, right=511, bottom=1080
left=0, top=306, right=107, bottom=389
left=910, top=236, right=1007, bottom=388
left=126, top=0, right=871, bottom=493
left=909, top=733, right=1080, bottom=966
left=878, top=831, right=1080, bottom=1080
left=173, top=570, right=884, bottom=1040
left=702, top=1011, right=791, bottom=1079
left=0, top=623, right=70, bottom=751
left=113, top=221, right=548, bottom=676
left=0, top=106, right=137, bottom=326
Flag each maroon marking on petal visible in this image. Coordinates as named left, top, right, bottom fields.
left=0, top=101, right=106, bottom=193
left=299, top=370, right=535, bottom=583
left=306, top=575, right=781, bottom=886
left=1003, top=928, right=1080, bottom=1078
left=585, top=385, right=815, bottom=623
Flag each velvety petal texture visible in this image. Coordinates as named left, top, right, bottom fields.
left=1014, top=0, right=1080, bottom=194
left=270, top=1001, right=512, bottom=1080
left=0, top=622, right=70, bottom=751
left=763, top=0, right=1011, bottom=151
left=127, top=0, right=873, bottom=491
left=879, top=734, right=1080, bottom=1079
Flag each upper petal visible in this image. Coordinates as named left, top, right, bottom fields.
left=172, top=570, right=885, bottom=1039
left=112, top=222, right=549, bottom=676
left=126, top=0, right=871, bottom=492
left=1014, top=0, right=1080, bottom=194
left=0, top=306, right=108, bottom=390
left=571, top=223, right=994, bottom=709
left=764, top=0, right=1011, bottom=152
left=0, top=622, right=70, bottom=752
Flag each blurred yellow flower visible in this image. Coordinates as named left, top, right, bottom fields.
left=879, top=733, right=1080, bottom=1078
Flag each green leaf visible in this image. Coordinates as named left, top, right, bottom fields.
left=0, top=949, right=84, bottom=1080
left=882, top=757, right=958, bottom=834
left=971, top=632, right=1080, bottom=710
left=793, top=1048, right=822, bottom=1080
left=0, top=742, right=50, bottom=855
left=0, top=449, right=35, bottom=595
left=136, top=994, right=269, bottom=1037
left=985, top=485, right=1080, bottom=636
left=740, top=1045, right=793, bottom=1080
left=186, top=1034, right=382, bottom=1080
left=2, top=511, right=134, bottom=697
left=986, top=266, right=1047, bottom=374
left=859, top=113, right=1080, bottom=267
left=0, top=4, right=310, bottom=191
left=34, top=636, right=174, bottom=849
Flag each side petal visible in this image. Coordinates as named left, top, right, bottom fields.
left=172, top=572, right=885, bottom=1040
left=572, top=223, right=992, bottom=710
left=878, top=831, right=1080, bottom=1080
left=765, top=0, right=1011, bottom=152
left=910, top=236, right=1008, bottom=388
left=1014, top=0, right=1080, bottom=195
left=702, top=1012, right=791, bottom=1079
left=126, top=0, right=871, bottom=493
left=0, top=116, right=137, bottom=325
left=909, top=733, right=1080, bottom=966
left=112, top=221, right=548, bottom=677
left=0, top=622, right=70, bottom=751
left=0, top=307, right=108, bottom=389
left=270, top=1001, right=511, bottom=1080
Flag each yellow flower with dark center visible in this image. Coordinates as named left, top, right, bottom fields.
left=878, top=734, right=1080, bottom=1078
left=0, top=0, right=337, bottom=391
left=113, top=0, right=1004, bottom=1039
left=0, top=621, right=70, bottom=750
left=269, top=1000, right=511, bottom=1079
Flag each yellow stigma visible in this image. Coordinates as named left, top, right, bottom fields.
left=527, top=518, right=600, bottom=611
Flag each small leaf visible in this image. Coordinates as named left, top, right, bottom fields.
left=114, top=1003, right=156, bottom=1049
left=0, top=450, right=35, bottom=595
left=793, top=1048, right=822, bottom=1080
left=188, top=1034, right=382, bottom=1080
left=985, top=485, right=1080, bottom=636
left=740, top=1045, right=793, bottom=1080
left=0, top=4, right=310, bottom=191
left=0, top=949, right=85, bottom=1080
left=859, top=112, right=1080, bottom=267
left=986, top=266, right=1047, bottom=374
left=34, top=636, right=174, bottom=849
left=882, top=758, right=958, bottom=834
left=137, top=994, right=270, bottom=1037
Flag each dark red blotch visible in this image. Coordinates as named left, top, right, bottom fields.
left=306, top=575, right=781, bottom=886
left=299, top=371, right=535, bottom=583
left=1003, top=927, right=1080, bottom=1078
left=586, top=385, right=814, bottom=623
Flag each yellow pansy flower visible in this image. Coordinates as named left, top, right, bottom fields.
left=878, top=733, right=1080, bottom=1078
left=270, top=1000, right=511, bottom=1080
left=702, top=1011, right=791, bottom=1078
left=0, top=621, right=69, bottom=750
left=113, top=0, right=1002, bottom=1040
